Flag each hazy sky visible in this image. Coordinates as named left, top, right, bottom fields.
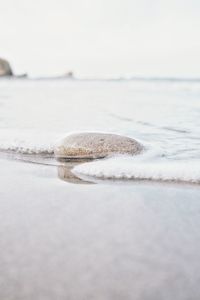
left=0, top=0, right=200, bottom=77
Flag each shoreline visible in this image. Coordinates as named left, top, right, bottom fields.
left=0, top=151, right=200, bottom=187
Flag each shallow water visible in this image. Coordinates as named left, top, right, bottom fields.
left=0, top=78, right=200, bottom=183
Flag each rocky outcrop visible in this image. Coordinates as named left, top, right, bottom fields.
left=54, top=132, right=143, bottom=159
left=64, top=71, right=74, bottom=78
left=0, top=58, right=13, bottom=77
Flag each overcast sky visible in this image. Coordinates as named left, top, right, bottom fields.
left=0, top=0, right=200, bottom=77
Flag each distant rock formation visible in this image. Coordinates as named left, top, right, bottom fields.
left=0, top=58, right=13, bottom=77
left=64, top=71, right=74, bottom=78
left=17, top=73, right=28, bottom=78
left=54, top=132, right=143, bottom=159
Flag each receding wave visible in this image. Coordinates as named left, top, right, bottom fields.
left=73, top=156, right=200, bottom=184
left=0, top=129, right=56, bottom=155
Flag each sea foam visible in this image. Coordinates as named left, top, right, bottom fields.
left=0, top=129, right=57, bottom=154
left=73, top=155, right=200, bottom=184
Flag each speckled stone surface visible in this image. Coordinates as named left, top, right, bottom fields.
left=54, top=132, right=143, bottom=159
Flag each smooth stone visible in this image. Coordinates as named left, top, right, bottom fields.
left=0, top=58, right=13, bottom=77
left=54, top=132, right=143, bottom=159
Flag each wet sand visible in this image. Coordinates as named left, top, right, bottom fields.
left=1, top=158, right=200, bottom=300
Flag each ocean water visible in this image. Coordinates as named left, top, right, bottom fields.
left=0, top=78, right=200, bottom=183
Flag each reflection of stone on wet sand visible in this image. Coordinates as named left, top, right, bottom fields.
left=57, top=160, right=94, bottom=184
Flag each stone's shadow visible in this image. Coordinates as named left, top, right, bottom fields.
left=57, top=158, right=94, bottom=184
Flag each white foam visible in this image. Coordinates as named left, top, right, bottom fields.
left=73, top=155, right=200, bottom=183
left=0, top=129, right=57, bottom=154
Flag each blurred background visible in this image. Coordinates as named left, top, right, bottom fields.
left=0, top=0, right=200, bottom=78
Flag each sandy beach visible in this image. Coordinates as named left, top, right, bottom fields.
left=1, top=156, right=200, bottom=300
